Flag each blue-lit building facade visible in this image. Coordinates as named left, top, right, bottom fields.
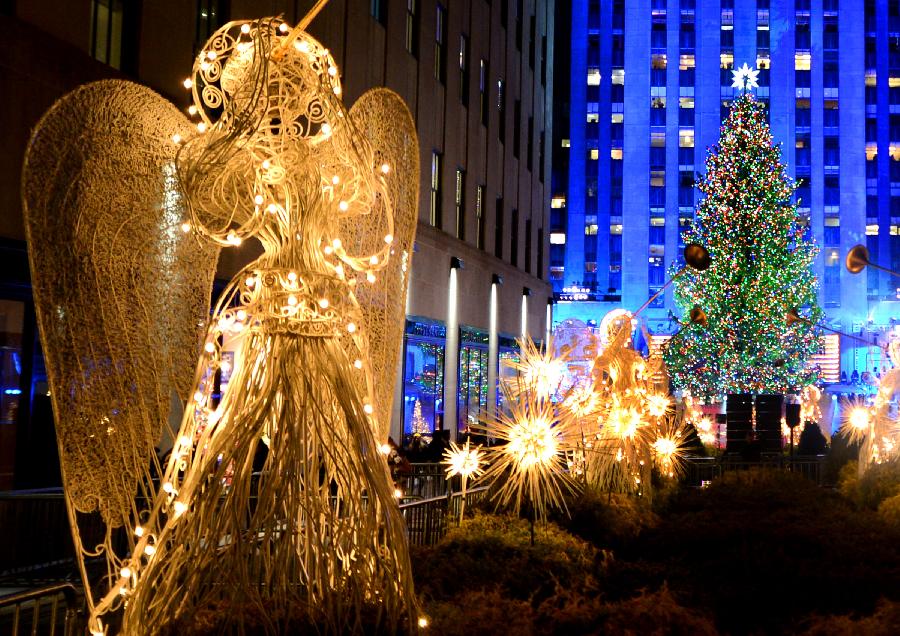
left=549, top=0, right=900, bottom=377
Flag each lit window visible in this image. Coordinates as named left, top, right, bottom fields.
left=756, top=54, right=770, bottom=69
left=551, top=196, right=566, bottom=208
left=651, top=54, right=667, bottom=70
left=720, top=53, right=734, bottom=69
left=679, top=131, right=694, bottom=147
left=679, top=97, right=694, bottom=109
left=587, top=68, right=601, bottom=85
left=587, top=113, right=599, bottom=123
left=824, top=217, right=840, bottom=227
left=866, top=71, right=877, bottom=87
left=867, top=143, right=877, bottom=160
left=866, top=224, right=879, bottom=236
left=890, top=76, right=900, bottom=88
left=561, top=139, right=570, bottom=148
left=611, top=68, right=625, bottom=85
left=590, top=149, right=599, bottom=160
left=585, top=224, right=598, bottom=235
left=550, top=232, right=566, bottom=244
left=650, top=132, right=666, bottom=147
left=826, top=248, right=840, bottom=265
left=679, top=54, right=695, bottom=70
left=611, top=148, right=623, bottom=160
left=611, top=113, right=624, bottom=123
left=795, top=53, right=811, bottom=71
left=650, top=217, right=665, bottom=226
left=610, top=224, right=623, bottom=235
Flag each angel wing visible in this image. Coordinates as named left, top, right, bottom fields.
left=21, top=79, right=219, bottom=591
left=344, top=88, right=419, bottom=440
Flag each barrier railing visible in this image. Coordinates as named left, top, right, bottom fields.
left=399, top=486, right=490, bottom=547
left=683, top=455, right=827, bottom=487
left=0, top=583, right=82, bottom=636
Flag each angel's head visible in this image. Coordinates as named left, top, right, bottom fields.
left=179, top=18, right=383, bottom=251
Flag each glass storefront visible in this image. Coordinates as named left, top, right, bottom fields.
left=458, top=328, right=489, bottom=432
left=0, top=300, right=25, bottom=489
left=402, top=320, right=445, bottom=438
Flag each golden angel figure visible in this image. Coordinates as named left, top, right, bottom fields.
left=24, top=13, right=420, bottom=636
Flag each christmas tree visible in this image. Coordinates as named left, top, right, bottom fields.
left=411, top=399, right=431, bottom=436
left=665, top=88, right=822, bottom=400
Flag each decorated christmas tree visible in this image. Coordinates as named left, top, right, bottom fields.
left=665, top=86, right=822, bottom=400
left=411, top=398, right=431, bottom=436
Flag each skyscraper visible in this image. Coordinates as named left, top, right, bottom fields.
left=552, top=0, right=892, bottom=376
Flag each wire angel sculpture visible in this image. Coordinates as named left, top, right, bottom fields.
left=25, top=14, right=420, bottom=636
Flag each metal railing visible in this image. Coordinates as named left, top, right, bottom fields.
left=0, top=583, right=82, bottom=636
left=683, top=454, right=827, bottom=487
left=0, top=489, right=74, bottom=574
left=396, top=463, right=448, bottom=501
left=399, top=486, right=490, bottom=547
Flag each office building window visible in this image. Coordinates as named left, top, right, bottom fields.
left=371, top=0, right=387, bottom=26
left=476, top=185, right=485, bottom=250
left=459, top=35, right=469, bottom=105
left=406, top=0, right=419, bottom=56
left=497, top=79, right=506, bottom=143
left=91, top=0, right=123, bottom=68
left=195, top=0, right=228, bottom=48
left=495, top=197, right=504, bottom=259
left=513, top=99, right=521, bottom=158
left=435, top=4, right=447, bottom=84
left=430, top=151, right=442, bottom=227
left=479, top=60, right=489, bottom=127
left=510, top=208, right=519, bottom=267
left=526, top=116, right=534, bottom=171
left=455, top=168, right=466, bottom=240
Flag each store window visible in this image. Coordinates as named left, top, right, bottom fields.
left=458, top=328, right=489, bottom=432
left=403, top=320, right=445, bottom=439
left=0, top=300, right=24, bottom=489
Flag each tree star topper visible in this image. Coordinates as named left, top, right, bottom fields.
left=731, top=63, right=760, bottom=90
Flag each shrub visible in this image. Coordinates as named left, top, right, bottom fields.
left=608, top=469, right=900, bottom=633
left=838, top=459, right=900, bottom=510
left=424, top=588, right=534, bottom=636
left=554, top=489, right=658, bottom=551
left=800, top=598, right=900, bottom=635
left=534, top=584, right=717, bottom=636
left=412, top=512, right=600, bottom=605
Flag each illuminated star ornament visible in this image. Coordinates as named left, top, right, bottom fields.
left=731, top=63, right=760, bottom=90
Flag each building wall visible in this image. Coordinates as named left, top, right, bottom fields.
left=0, top=0, right=554, bottom=486
left=555, top=0, right=886, bottom=377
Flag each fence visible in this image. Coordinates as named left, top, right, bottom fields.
left=396, top=463, right=449, bottom=501
left=0, top=583, right=82, bottom=636
left=683, top=454, right=827, bottom=487
left=399, top=486, right=490, bottom=547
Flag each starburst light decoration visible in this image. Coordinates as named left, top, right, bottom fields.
left=443, top=439, right=485, bottom=522
left=507, top=336, right=569, bottom=399
left=731, top=62, right=760, bottom=90
left=840, top=362, right=900, bottom=474
left=27, top=10, right=422, bottom=635
left=479, top=338, right=577, bottom=521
